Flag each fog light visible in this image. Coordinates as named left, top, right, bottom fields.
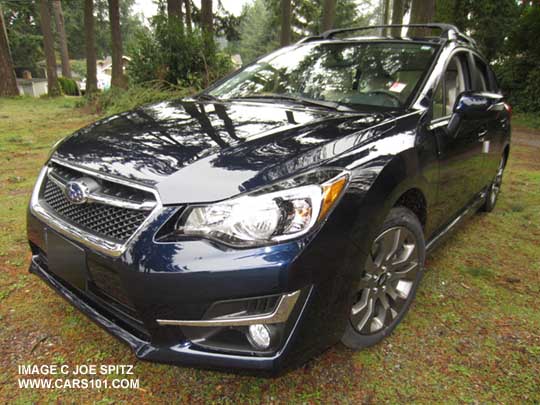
left=248, top=324, right=271, bottom=350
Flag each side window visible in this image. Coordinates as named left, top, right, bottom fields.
left=432, top=54, right=467, bottom=120
left=472, top=56, right=494, bottom=92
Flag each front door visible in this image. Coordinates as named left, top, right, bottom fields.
left=428, top=51, right=486, bottom=231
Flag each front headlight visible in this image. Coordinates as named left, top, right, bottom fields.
left=174, top=169, right=350, bottom=247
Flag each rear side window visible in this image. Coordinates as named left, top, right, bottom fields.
left=472, top=55, right=497, bottom=92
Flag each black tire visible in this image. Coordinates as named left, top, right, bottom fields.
left=481, top=154, right=507, bottom=212
left=341, top=207, right=425, bottom=349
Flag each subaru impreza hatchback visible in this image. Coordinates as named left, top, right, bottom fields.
left=28, top=24, right=510, bottom=372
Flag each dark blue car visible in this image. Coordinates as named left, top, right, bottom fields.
left=27, top=24, right=511, bottom=373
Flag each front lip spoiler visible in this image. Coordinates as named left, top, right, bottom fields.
left=29, top=255, right=314, bottom=372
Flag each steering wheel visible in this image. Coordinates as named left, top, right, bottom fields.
left=362, top=90, right=402, bottom=107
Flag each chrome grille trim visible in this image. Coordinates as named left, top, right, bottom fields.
left=46, top=169, right=156, bottom=211
left=30, top=159, right=163, bottom=257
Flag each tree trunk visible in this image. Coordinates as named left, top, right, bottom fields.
left=391, top=0, right=404, bottom=36
left=383, top=0, right=390, bottom=24
left=167, top=0, right=183, bottom=21
left=321, top=0, right=336, bottom=32
left=382, top=0, right=390, bottom=36
left=39, top=0, right=62, bottom=96
left=280, top=0, right=291, bottom=46
left=409, top=0, right=435, bottom=37
left=84, top=0, right=97, bottom=94
left=201, top=0, right=213, bottom=36
left=0, top=5, right=19, bottom=96
left=184, top=0, right=192, bottom=33
left=52, top=0, right=71, bottom=78
left=108, top=0, right=127, bottom=89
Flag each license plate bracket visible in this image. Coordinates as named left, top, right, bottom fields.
left=46, top=230, right=88, bottom=291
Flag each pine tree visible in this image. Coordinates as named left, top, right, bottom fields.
left=108, top=0, right=127, bottom=88
left=280, top=0, right=292, bottom=46
left=321, top=0, right=336, bottom=31
left=52, top=0, right=71, bottom=78
left=39, top=0, right=62, bottom=96
left=0, top=4, right=19, bottom=96
left=84, top=0, right=97, bottom=94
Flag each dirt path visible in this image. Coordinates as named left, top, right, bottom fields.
left=513, top=126, right=540, bottom=148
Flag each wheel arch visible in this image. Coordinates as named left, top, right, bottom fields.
left=346, top=149, right=433, bottom=252
left=393, top=188, right=427, bottom=229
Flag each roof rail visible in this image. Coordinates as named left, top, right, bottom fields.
left=304, top=24, right=476, bottom=46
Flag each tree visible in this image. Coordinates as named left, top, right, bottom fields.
left=435, top=0, right=519, bottom=61
left=184, top=0, right=192, bottom=33
left=84, top=0, right=97, bottom=94
left=321, top=0, right=336, bottom=31
left=381, top=0, right=390, bottom=35
left=201, top=0, right=213, bottom=36
left=234, top=0, right=278, bottom=63
left=0, top=4, right=19, bottom=96
left=266, top=0, right=374, bottom=40
left=167, top=0, right=183, bottom=22
left=39, top=0, right=62, bottom=96
left=382, top=0, right=390, bottom=24
left=108, top=0, right=127, bottom=88
left=1, top=2, right=42, bottom=71
left=52, top=0, right=71, bottom=78
left=391, top=0, right=404, bottom=36
left=409, top=0, right=435, bottom=36
left=280, top=0, right=291, bottom=46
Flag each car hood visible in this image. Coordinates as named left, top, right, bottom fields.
left=53, top=99, right=392, bottom=204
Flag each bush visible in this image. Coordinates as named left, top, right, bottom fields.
left=494, top=55, right=540, bottom=113
left=71, top=60, right=86, bottom=78
left=492, top=4, right=540, bottom=114
left=127, top=11, right=233, bottom=88
left=84, top=81, right=194, bottom=116
left=58, top=77, right=79, bottom=96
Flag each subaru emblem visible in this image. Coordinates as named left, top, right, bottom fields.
left=65, top=180, right=89, bottom=204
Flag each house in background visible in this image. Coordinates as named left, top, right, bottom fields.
left=14, top=66, right=49, bottom=97
left=13, top=56, right=131, bottom=96
left=79, top=55, right=131, bottom=92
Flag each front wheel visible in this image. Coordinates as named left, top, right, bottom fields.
left=341, top=207, right=425, bottom=349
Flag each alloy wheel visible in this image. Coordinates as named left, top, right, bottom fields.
left=350, top=226, right=419, bottom=334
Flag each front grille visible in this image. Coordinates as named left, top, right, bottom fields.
left=40, top=163, right=156, bottom=243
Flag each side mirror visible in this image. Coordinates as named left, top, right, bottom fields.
left=447, top=92, right=502, bottom=133
left=453, top=92, right=495, bottom=119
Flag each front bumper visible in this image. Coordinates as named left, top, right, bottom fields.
left=28, top=201, right=353, bottom=372
left=27, top=164, right=360, bottom=372
left=29, top=253, right=314, bottom=371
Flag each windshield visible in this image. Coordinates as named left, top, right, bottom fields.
left=209, top=42, right=438, bottom=109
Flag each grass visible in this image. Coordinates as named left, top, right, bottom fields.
left=1, top=97, right=539, bottom=403
left=513, top=112, right=540, bottom=130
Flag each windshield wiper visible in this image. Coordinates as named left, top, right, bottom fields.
left=231, top=94, right=355, bottom=112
